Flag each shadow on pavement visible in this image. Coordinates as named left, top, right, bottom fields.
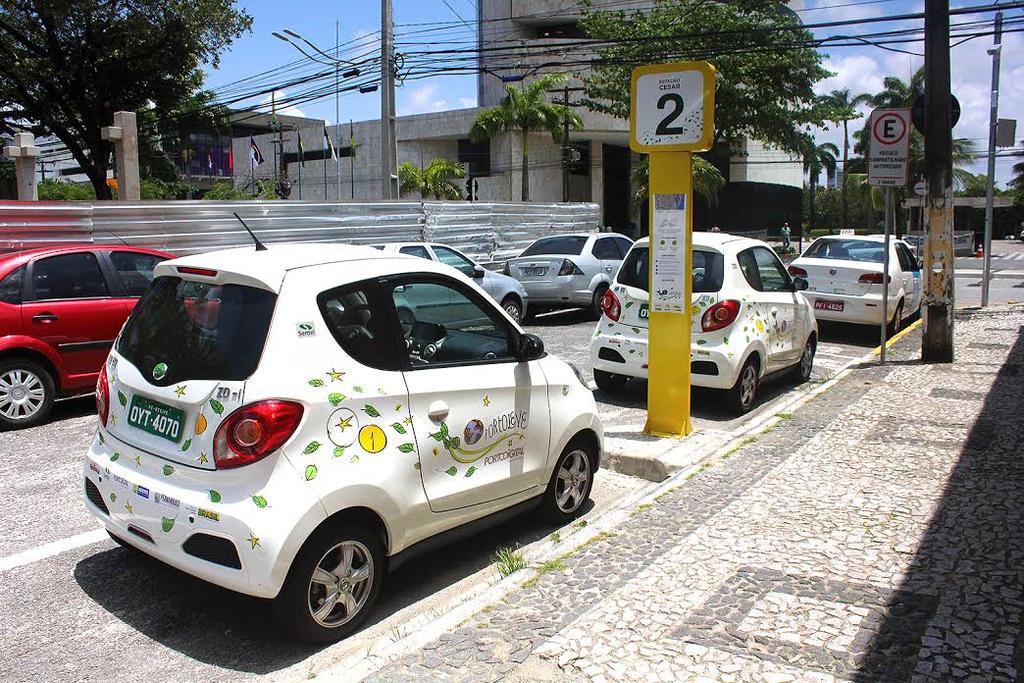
left=52, top=394, right=96, bottom=422
left=817, top=320, right=888, bottom=348
left=74, top=502, right=582, bottom=674
left=851, top=326, right=1024, bottom=680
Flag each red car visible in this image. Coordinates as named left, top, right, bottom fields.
left=0, top=245, right=172, bottom=429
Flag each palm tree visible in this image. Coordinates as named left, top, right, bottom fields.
left=825, top=89, right=872, bottom=233
left=469, top=73, right=583, bottom=201
left=397, top=158, right=466, bottom=200
left=629, top=155, right=726, bottom=212
left=1007, top=145, right=1023, bottom=193
left=802, top=139, right=839, bottom=238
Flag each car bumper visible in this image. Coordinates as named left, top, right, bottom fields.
left=589, top=323, right=738, bottom=390
left=83, top=429, right=325, bottom=599
left=806, top=291, right=898, bottom=326
left=520, top=276, right=593, bottom=306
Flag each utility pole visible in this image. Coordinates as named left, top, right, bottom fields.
left=380, top=0, right=399, bottom=199
left=981, top=11, right=1003, bottom=308
left=335, top=20, right=342, bottom=202
left=350, top=120, right=356, bottom=199
left=562, top=84, right=570, bottom=202
left=3, top=132, right=40, bottom=200
left=921, top=0, right=954, bottom=362
left=101, top=111, right=140, bottom=201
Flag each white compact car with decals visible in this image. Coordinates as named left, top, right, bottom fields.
left=589, top=234, right=818, bottom=412
left=83, top=244, right=602, bottom=642
left=788, top=235, right=922, bottom=334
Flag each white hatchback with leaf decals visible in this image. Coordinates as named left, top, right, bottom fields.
left=84, top=244, right=602, bottom=642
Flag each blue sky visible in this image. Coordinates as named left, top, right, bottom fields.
left=206, top=0, right=1023, bottom=184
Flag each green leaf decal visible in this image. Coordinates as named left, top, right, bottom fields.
left=98, top=433, right=105, bottom=445
left=398, top=443, right=415, bottom=453
left=333, top=446, right=346, bottom=458
left=465, top=466, right=477, bottom=478
left=117, top=391, right=126, bottom=407
left=391, top=422, right=406, bottom=434
left=162, top=464, right=174, bottom=476
left=353, top=385, right=364, bottom=393
left=304, top=464, right=318, bottom=481
left=624, top=301, right=634, bottom=308
left=445, top=466, right=458, bottom=476
left=362, top=404, right=380, bottom=418
left=251, top=495, right=268, bottom=509
left=308, top=378, right=325, bottom=387
left=350, top=455, right=360, bottom=464
left=328, top=392, right=346, bottom=406
left=209, top=399, right=225, bottom=415
left=109, top=492, right=116, bottom=503
left=208, top=490, right=222, bottom=503
left=303, top=441, right=321, bottom=454
left=110, top=452, right=120, bottom=462
left=632, top=328, right=641, bottom=334
left=413, top=462, right=422, bottom=470
left=180, top=439, right=192, bottom=452
left=161, top=517, right=175, bottom=533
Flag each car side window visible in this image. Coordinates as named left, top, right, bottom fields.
left=318, top=279, right=402, bottom=372
left=399, top=245, right=432, bottom=260
left=0, top=266, right=24, bottom=305
left=614, top=237, right=633, bottom=258
left=897, top=244, right=919, bottom=272
left=431, top=246, right=477, bottom=277
left=752, top=247, right=792, bottom=292
left=110, top=251, right=165, bottom=297
left=592, top=238, right=619, bottom=260
left=30, top=252, right=109, bottom=300
left=389, top=277, right=515, bottom=368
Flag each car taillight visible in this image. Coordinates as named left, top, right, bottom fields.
left=788, top=265, right=808, bottom=278
left=701, top=300, right=741, bottom=332
left=558, top=259, right=583, bottom=276
left=858, top=272, right=888, bottom=284
left=213, top=400, right=304, bottom=469
left=96, top=364, right=109, bottom=427
left=601, top=289, right=621, bottom=322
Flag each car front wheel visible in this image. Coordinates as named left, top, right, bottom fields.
left=539, top=440, right=595, bottom=523
left=273, top=522, right=384, bottom=643
left=0, top=359, right=55, bottom=430
left=727, top=356, right=759, bottom=414
left=501, top=296, right=523, bottom=322
left=588, top=284, right=609, bottom=321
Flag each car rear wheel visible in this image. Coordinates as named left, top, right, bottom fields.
left=886, top=301, right=904, bottom=337
left=273, top=522, right=384, bottom=643
left=727, top=356, right=759, bottom=414
left=593, top=368, right=627, bottom=392
left=0, top=359, right=55, bottom=431
left=500, top=296, right=523, bottom=322
left=588, top=284, right=609, bottom=321
left=791, top=336, right=816, bottom=384
left=539, top=440, right=595, bottom=523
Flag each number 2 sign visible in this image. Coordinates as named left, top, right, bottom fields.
left=630, top=62, right=716, bottom=153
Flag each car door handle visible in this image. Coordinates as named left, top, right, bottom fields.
left=32, top=313, right=59, bottom=323
left=427, top=400, right=449, bottom=422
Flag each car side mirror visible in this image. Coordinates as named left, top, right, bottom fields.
left=472, top=266, right=485, bottom=279
left=792, top=277, right=809, bottom=291
left=518, top=333, right=545, bottom=361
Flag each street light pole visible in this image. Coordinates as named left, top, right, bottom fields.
left=981, top=11, right=1003, bottom=308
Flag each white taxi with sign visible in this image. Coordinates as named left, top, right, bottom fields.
left=589, top=234, right=818, bottom=412
left=83, top=244, right=601, bottom=642
left=788, top=235, right=922, bottom=334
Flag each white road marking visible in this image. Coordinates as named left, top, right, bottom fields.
left=0, top=528, right=107, bottom=572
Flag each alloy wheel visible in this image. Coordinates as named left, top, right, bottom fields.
left=307, top=540, right=374, bottom=628
left=0, top=369, right=46, bottom=421
left=555, top=449, right=591, bottom=514
left=800, top=342, right=814, bottom=379
left=504, top=302, right=522, bottom=322
left=739, top=365, right=757, bottom=408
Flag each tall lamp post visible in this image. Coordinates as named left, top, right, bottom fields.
left=273, top=26, right=360, bottom=201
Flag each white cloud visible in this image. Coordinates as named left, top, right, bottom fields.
left=459, top=97, right=477, bottom=109
left=399, top=83, right=449, bottom=116
left=258, top=90, right=306, bottom=119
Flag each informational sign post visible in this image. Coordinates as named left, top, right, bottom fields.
left=630, top=61, right=715, bottom=438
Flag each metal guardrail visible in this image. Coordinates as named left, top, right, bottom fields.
left=0, top=200, right=601, bottom=263
left=903, top=231, right=974, bottom=256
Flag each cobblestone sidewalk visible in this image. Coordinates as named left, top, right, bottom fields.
left=363, top=307, right=1024, bottom=683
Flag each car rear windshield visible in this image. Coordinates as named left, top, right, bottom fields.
left=803, top=238, right=884, bottom=263
left=616, top=247, right=724, bottom=293
left=116, top=276, right=277, bottom=386
left=520, top=236, right=588, bottom=256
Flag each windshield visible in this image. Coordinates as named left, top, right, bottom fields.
left=803, top=238, right=884, bottom=263
left=617, top=247, right=724, bottom=293
left=116, top=276, right=277, bottom=386
left=521, top=236, right=588, bottom=256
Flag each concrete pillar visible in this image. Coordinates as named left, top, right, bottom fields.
left=590, top=142, right=604, bottom=224
left=3, top=132, right=41, bottom=200
left=101, top=111, right=140, bottom=201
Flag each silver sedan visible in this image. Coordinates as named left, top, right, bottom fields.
left=505, top=233, right=633, bottom=319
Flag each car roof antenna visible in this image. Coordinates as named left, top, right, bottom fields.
left=233, top=212, right=267, bottom=251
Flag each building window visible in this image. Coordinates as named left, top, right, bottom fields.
left=529, top=22, right=586, bottom=39
left=458, top=138, right=490, bottom=177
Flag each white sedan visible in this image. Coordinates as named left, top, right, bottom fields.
left=788, top=235, right=922, bottom=334
left=590, top=233, right=818, bottom=413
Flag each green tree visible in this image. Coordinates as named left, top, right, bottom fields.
left=824, top=89, right=871, bottom=232
left=0, top=1, right=251, bottom=199
left=203, top=181, right=276, bottom=200
left=629, top=155, right=725, bottom=211
left=398, top=159, right=466, bottom=200
left=469, top=73, right=583, bottom=201
left=579, top=1, right=834, bottom=154
left=1010, top=146, right=1024, bottom=203
left=802, top=139, right=839, bottom=237
left=38, top=179, right=96, bottom=200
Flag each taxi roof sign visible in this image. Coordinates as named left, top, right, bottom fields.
left=630, top=61, right=715, bottom=153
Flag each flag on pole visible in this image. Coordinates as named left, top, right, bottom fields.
left=324, top=126, right=337, bottom=160
left=249, top=137, right=265, bottom=166
left=297, top=132, right=305, bottom=167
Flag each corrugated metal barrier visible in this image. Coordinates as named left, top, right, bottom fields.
left=0, top=200, right=601, bottom=262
